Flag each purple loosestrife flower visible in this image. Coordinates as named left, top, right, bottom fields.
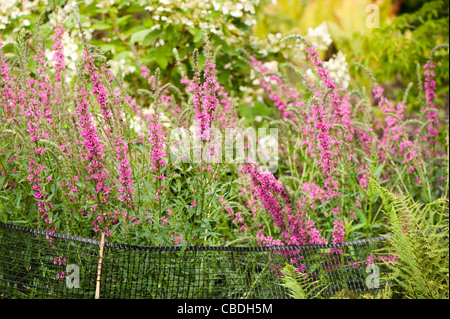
left=202, top=60, right=220, bottom=126
left=241, top=162, right=327, bottom=246
left=74, top=50, right=110, bottom=197
left=333, top=220, right=345, bottom=244
left=147, top=113, right=167, bottom=171
left=372, top=84, right=419, bottom=169
left=85, top=57, right=113, bottom=122
left=0, top=36, right=16, bottom=121
left=251, top=51, right=365, bottom=200
left=331, top=219, right=345, bottom=255
left=21, top=65, right=49, bottom=144
left=52, top=26, right=65, bottom=83
left=96, top=65, right=136, bottom=206
left=303, top=42, right=351, bottom=131
left=309, top=99, right=336, bottom=176
left=423, top=61, right=439, bottom=139
left=303, top=43, right=347, bottom=178
left=115, top=138, right=134, bottom=203
left=27, top=159, right=53, bottom=225
left=51, top=25, right=65, bottom=118
left=216, top=88, right=238, bottom=128
left=181, top=58, right=220, bottom=140
left=33, top=35, right=54, bottom=128
left=305, top=220, right=327, bottom=245
left=249, top=57, right=303, bottom=120
left=251, top=41, right=351, bottom=195
left=242, top=162, right=291, bottom=233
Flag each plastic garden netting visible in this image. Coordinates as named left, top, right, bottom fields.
left=0, top=222, right=388, bottom=299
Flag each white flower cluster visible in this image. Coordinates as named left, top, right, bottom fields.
left=211, top=0, right=255, bottom=18
left=142, top=0, right=259, bottom=37
left=324, top=51, right=351, bottom=89
left=240, top=84, right=265, bottom=105
left=93, top=0, right=115, bottom=8
left=301, top=22, right=351, bottom=89
left=41, top=2, right=94, bottom=82
left=246, top=20, right=351, bottom=109
left=44, top=29, right=80, bottom=72
left=108, top=58, right=137, bottom=78
left=0, top=0, right=47, bottom=31
left=248, top=31, right=299, bottom=60
left=0, top=0, right=93, bottom=82
left=130, top=109, right=150, bottom=136
left=306, top=22, right=332, bottom=51
left=262, top=60, right=278, bottom=73
left=250, top=22, right=333, bottom=60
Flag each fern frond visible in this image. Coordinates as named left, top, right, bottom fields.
left=370, top=179, right=449, bottom=299
left=280, top=264, right=327, bottom=299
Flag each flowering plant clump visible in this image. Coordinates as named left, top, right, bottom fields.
left=0, top=2, right=448, bottom=297
left=223, top=33, right=448, bottom=250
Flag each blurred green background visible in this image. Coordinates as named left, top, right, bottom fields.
left=0, top=0, right=448, bottom=113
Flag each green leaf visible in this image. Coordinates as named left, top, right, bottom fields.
left=98, top=44, right=116, bottom=53
left=373, top=163, right=384, bottom=179
left=253, top=101, right=272, bottom=116
left=237, top=104, right=255, bottom=125
left=142, top=30, right=160, bottom=46
left=355, top=208, right=368, bottom=225
left=154, top=46, right=169, bottom=69
left=91, top=22, right=112, bottom=31
left=15, top=191, right=22, bottom=210
left=116, top=14, right=132, bottom=26
left=231, top=18, right=251, bottom=34
left=188, top=27, right=203, bottom=44
left=349, top=223, right=365, bottom=233
left=130, top=29, right=152, bottom=44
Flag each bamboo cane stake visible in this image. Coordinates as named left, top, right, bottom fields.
left=95, top=232, right=105, bottom=299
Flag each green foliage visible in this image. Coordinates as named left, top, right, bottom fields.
left=370, top=178, right=449, bottom=299
left=0, top=0, right=280, bottom=102
left=344, top=1, right=449, bottom=100
left=279, top=264, right=326, bottom=299
left=330, top=284, right=393, bottom=299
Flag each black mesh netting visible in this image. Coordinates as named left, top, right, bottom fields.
left=0, top=222, right=389, bottom=299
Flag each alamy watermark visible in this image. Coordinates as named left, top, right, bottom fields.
left=66, top=264, right=80, bottom=289
left=365, top=264, right=380, bottom=289
left=366, top=4, right=380, bottom=29
left=169, top=126, right=279, bottom=172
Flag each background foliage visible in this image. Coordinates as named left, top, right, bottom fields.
left=0, top=0, right=448, bottom=299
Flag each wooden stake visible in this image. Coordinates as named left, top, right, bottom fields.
left=95, top=232, right=105, bottom=299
